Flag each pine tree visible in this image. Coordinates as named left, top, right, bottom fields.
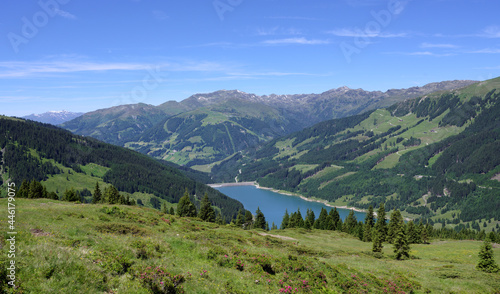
left=177, top=189, right=197, bottom=217
left=169, top=207, right=175, bottom=215
left=245, top=210, right=254, bottom=227
left=271, top=222, right=278, bottom=230
left=235, top=209, right=245, bottom=227
left=162, top=203, right=168, bottom=214
left=92, top=182, right=102, bottom=204
left=387, top=209, right=403, bottom=243
left=281, top=209, right=290, bottom=229
left=104, top=185, right=120, bottom=204
left=372, top=229, right=383, bottom=253
left=330, top=208, right=341, bottom=231
left=476, top=238, right=500, bottom=273
left=63, top=188, right=79, bottom=202
left=18, top=180, right=29, bottom=198
left=374, top=203, right=387, bottom=242
left=295, top=208, right=305, bottom=228
left=254, top=207, right=266, bottom=230
left=215, top=212, right=224, bottom=225
left=407, top=221, right=421, bottom=244
left=343, top=210, right=357, bottom=234
left=393, top=225, right=410, bottom=260
left=363, top=205, right=375, bottom=242
left=316, top=208, right=329, bottom=230
left=198, top=193, right=215, bottom=222
left=305, top=208, right=315, bottom=229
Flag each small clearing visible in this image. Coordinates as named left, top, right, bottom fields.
left=259, top=233, right=297, bottom=241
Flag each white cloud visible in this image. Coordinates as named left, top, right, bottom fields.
left=480, top=26, right=500, bottom=38
left=0, top=60, right=230, bottom=78
left=420, top=43, right=457, bottom=49
left=327, top=28, right=407, bottom=38
left=467, top=48, right=500, bottom=54
left=386, top=51, right=454, bottom=57
left=55, top=9, right=77, bottom=20
left=256, top=26, right=302, bottom=36
left=262, top=37, right=330, bottom=45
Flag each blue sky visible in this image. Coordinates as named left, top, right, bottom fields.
left=1, top=0, right=500, bottom=117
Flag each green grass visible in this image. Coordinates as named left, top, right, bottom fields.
left=1, top=198, right=498, bottom=293
left=289, top=164, right=319, bottom=173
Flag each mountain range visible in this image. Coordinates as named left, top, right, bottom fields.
left=61, top=80, right=477, bottom=168
left=23, top=110, right=84, bottom=125
left=213, top=77, right=500, bottom=227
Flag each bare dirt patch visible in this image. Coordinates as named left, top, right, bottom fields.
left=259, top=233, right=297, bottom=241
left=491, top=173, right=500, bottom=182
left=30, top=228, right=51, bottom=237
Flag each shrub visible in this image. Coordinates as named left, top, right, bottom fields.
left=137, top=266, right=185, bottom=294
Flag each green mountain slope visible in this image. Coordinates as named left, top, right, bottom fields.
left=61, top=103, right=167, bottom=146
left=127, top=98, right=302, bottom=167
left=215, top=77, right=500, bottom=226
left=61, top=81, right=477, bottom=168
left=0, top=117, right=244, bottom=220
left=1, top=198, right=498, bottom=293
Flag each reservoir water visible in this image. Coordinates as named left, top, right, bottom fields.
left=214, top=185, right=367, bottom=229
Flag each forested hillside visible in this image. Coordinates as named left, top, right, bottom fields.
left=0, top=117, right=244, bottom=220
left=212, top=77, right=500, bottom=227
left=61, top=81, right=476, bottom=169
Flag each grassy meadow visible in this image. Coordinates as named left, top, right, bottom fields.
left=0, top=199, right=499, bottom=293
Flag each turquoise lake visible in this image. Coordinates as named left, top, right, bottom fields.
left=214, top=185, right=367, bottom=229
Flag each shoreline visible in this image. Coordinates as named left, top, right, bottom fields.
left=210, top=182, right=369, bottom=215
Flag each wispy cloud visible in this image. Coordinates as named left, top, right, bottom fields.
left=386, top=51, right=454, bottom=57
left=480, top=26, right=500, bottom=38
left=55, top=9, right=77, bottom=20
left=265, top=16, right=324, bottom=21
left=467, top=48, right=500, bottom=54
left=0, top=60, right=230, bottom=78
left=262, top=37, right=330, bottom=45
left=420, top=42, right=458, bottom=49
left=327, top=28, right=407, bottom=38
left=256, top=26, right=303, bottom=36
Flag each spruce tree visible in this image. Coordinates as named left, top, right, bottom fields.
left=215, top=212, right=224, bottom=225
left=63, top=188, right=79, bottom=202
left=476, top=238, right=500, bottom=273
left=330, top=208, right=341, bottom=231
left=316, top=208, right=329, bottom=230
left=372, top=229, right=383, bottom=253
left=393, top=223, right=410, bottom=260
left=245, top=210, right=254, bottom=227
left=295, top=208, right=305, bottom=228
left=18, top=180, right=29, bottom=198
left=235, top=209, right=245, bottom=227
left=254, top=207, right=266, bottom=230
left=104, top=185, right=120, bottom=204
left=198, top=193, right=215, bottom=222
left=169, top=207, right=175, bottom=215
left=177, top=189, right=197, bottom=217
left=92, top=182, right=102, bottom=204
left=363, top=205, right=375, bottom=242
left=281, top=209, right=290, bottom=229
left=343, top=210, right=357, bottom=234
left=407, top=221, right=421, bottom=244
left=374, top=203, right=387, bottom=242
left=387, top=209, right=403, bottom=243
